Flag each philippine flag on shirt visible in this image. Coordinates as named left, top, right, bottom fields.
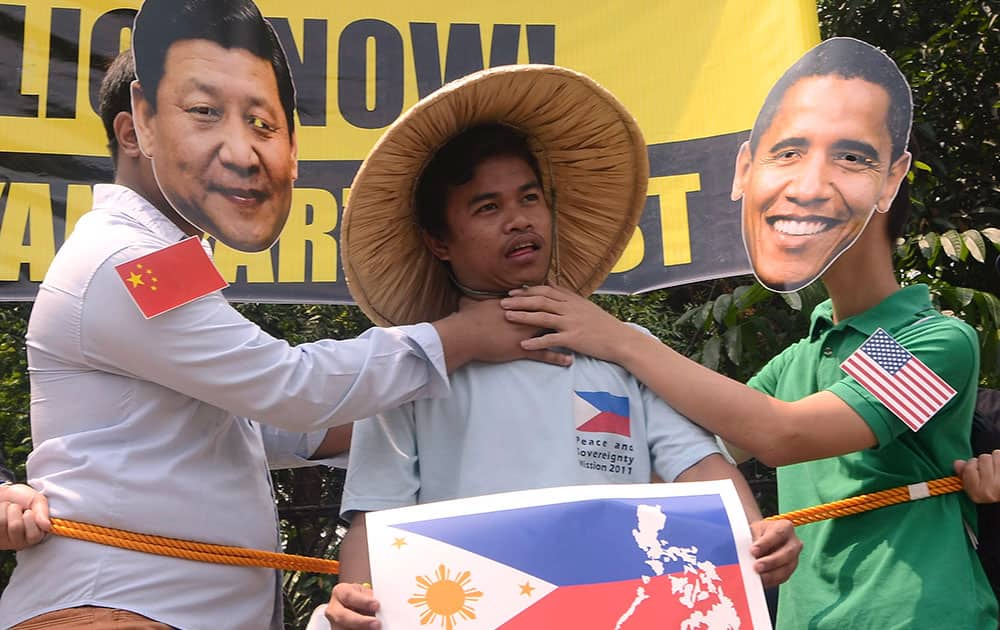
left=574, top=390, right=631, bottom=437
left=366, top=482, right=771, bottom=630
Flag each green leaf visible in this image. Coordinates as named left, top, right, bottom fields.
left=674, top=305, right=699, bottom=328
left=895, top=239, right=912, bottom=260
left=962, top=229, right=986, bottom=263
left=913, top=160, right=933, bottom=172
left=982, top=227, right=1000, bottom=248
left=954, top=287, right=975, bottom=307
left=700, top=336, right=721, bottom=370
left=917, top=232, right=940, bottom=262
left=712, top=294, right=733, bottom=325
left=940, top=229, right=965, bottom=261
left=733, top=282, right=771, bottom=310
left=939, top=282, right=975, bottom=308
left=732, top=284, right=749, bottom=304
left=693, top=302, right=712, bottom=330
left=724, top=326, right=743, bottom=366
left=781, top=291, right=803, bottom=311
left=977, top=291, right=1000, bottom=328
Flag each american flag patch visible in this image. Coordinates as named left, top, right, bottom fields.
left=840, top=328, right=956, bottom=432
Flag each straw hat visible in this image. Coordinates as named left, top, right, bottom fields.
left=342, top=64, right=648, bottom=326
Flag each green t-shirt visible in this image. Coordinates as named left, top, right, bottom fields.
left=748, top=284, right=997, bottom=629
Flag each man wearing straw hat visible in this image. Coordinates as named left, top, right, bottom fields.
left=324, top=64, right=802, bottom=629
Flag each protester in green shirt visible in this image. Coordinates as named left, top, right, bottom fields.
left=504, top=37, right=999, bottom=628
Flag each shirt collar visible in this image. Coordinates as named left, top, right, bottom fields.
left=808, top=284, right=932, bottom=340
left=92, top=183, right=190, bottom=243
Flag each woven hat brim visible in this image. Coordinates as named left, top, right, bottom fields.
left=342, top=64, right=649, bottom=326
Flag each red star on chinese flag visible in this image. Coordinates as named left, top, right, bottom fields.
left=114, top=236, right=228, bottom=318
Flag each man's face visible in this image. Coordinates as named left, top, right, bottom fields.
left=424, top=155, right=552, bottom=294
left=132, top=39, right=297, bottom=252
left=733, top=75, right=910, bottom=292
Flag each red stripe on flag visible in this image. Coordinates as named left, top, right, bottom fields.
left=861, top=362, right=937, bottom=419
left=897, top=356, right=955, bottom=406
left=903, top=359, right=956, bottom=400
left=499, top=565, right=751, bottom=629
left=851, top=353, right=931, bottom=421
left=842, top=354, right=925, bottom=431
left=894, top=365, right=950, bottom=410
left=576, top=412, right=631, bottom=437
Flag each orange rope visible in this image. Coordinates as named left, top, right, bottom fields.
left=48, top=475, right=964, bottom=568
left=766, top=475, right=963, bottom=527
left=50, top=518, right=340, bottom=574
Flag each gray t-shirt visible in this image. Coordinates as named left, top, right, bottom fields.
left=343, top=339, right=720, bottom=518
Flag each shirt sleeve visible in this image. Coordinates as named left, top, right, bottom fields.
left=747, top=344, right=793, bottom=396
left=828, top=316, right=980, bottom=446
left=257, top=425, right=348, bottom=470
left=72, top=247, right=449, bottom=433
left=643, top=383, right=722, bottom=481
left=340, top=405, right=420, bottom=520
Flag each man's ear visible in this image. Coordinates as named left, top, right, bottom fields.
left=130, top=80, right=155, bottom=159
left=289, top=131, right=299, bottom=182
left=878, top=150, right=912, bottom=212
left=731, top=141, right=751, bottom=202
left=113, top=112, right=142, bottom=158
left=421, top=229, right=450, bottom=261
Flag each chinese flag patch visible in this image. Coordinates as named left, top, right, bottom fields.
left=114, top=236, right=228, bottom=318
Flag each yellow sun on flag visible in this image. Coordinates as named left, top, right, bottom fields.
left=407, top=564, right=484, bottom=630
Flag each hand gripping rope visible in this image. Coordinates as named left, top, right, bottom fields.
left=46, top=476, right=963, bottom=574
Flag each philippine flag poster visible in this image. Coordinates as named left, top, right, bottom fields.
left=366, top=481, right=772, bottom=629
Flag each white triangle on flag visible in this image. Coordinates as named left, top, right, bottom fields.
left=369, top=524, right=558, bottom=629
left=573, top=391, right=601, bottom=430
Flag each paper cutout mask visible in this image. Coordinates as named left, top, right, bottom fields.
left=732, top=37, right=913, bottom=292
left=129, top=0, right=298, bottom=253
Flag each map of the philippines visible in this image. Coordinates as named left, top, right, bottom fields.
left=368, top=490, right=757, bottom=629
left=619, top=504, right=741, bottom=629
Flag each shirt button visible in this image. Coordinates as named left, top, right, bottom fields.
left=823, top=347, right=833, bottom=357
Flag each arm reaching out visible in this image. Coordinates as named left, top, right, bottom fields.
left=434, top=297, right=572, bottom=372
left=326, top=513, right=381, bottom=630
left=503, top=285, right=877, bottom=466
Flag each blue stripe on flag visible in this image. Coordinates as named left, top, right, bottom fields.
left=576, top=391, right=630, bottom=417
left=394, top=494, right=738, bottom=586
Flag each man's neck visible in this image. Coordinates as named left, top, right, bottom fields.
left=821, top=235, right=900, bottom=323
left=113, top=173, right=200, bottom=238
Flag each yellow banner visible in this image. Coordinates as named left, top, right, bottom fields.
left=0, top=1, right=820, bottom=301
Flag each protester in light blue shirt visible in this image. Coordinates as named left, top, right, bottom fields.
left=323, top=65, right=802, bottom=630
